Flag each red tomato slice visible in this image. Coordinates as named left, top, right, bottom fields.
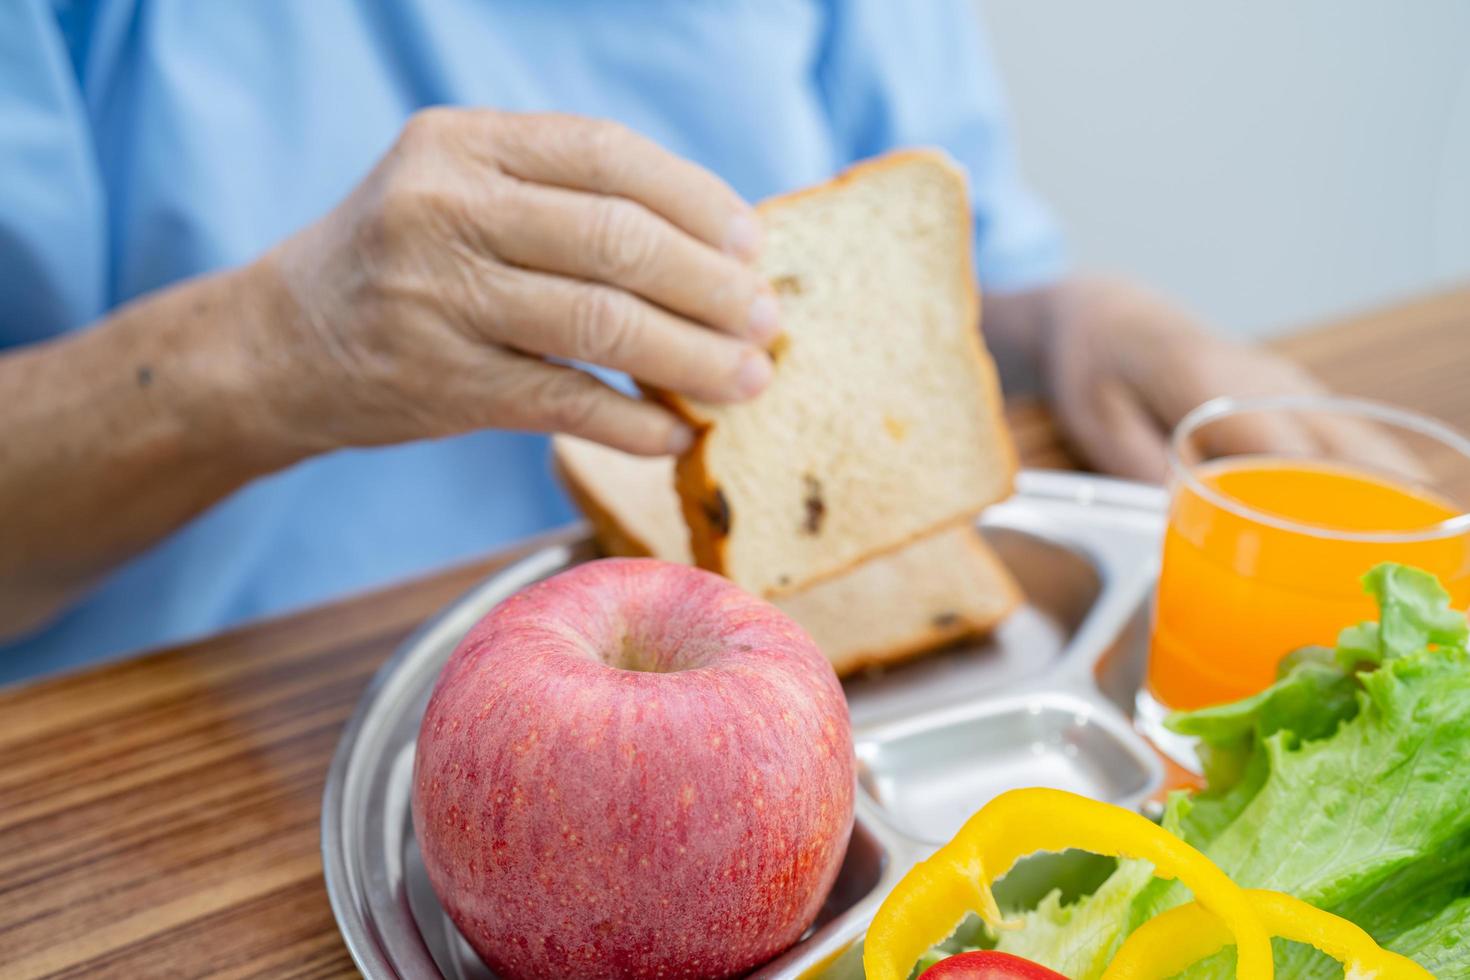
left=918, top=951, right=1069, bottom=980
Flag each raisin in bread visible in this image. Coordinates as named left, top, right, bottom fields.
left=553, top=435, right=1020, bottom=676
left=650, top=150, right=1017, bottom=596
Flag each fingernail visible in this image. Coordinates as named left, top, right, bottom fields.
left=748, top=292, right=782, bottom=343
left=666, top=424, right=694, bottom=454
left=735, top=350, right=773, bottom=398
left=725, top=212, right=762, bottom=261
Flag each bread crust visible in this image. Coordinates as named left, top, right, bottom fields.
left=671, top=426, right=728, bottom=574
left=649, top=148, right=1018, bottom=594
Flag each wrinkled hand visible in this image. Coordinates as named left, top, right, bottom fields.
left=250, top=109, right=778, bottom=457
left=1039, top=277, right=1327, bottom=482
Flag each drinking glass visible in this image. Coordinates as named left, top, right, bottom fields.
left=1136, top=395, right=1470, bottom=753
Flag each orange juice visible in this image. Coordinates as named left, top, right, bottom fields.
left=1147, top=457, right=1470, bottom=710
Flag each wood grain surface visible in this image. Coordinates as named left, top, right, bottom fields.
left=2, top=286, right=1468, bottom=978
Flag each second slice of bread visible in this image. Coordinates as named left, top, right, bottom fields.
left=653, top=150, right=1017, bottom=597
left=553, top=436, right=1021, bottom=676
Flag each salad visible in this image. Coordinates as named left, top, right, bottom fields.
left=865, top=563, right=1470, bottom=978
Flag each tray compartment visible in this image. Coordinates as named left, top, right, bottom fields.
left=856, top=692, right=1159, bottom=845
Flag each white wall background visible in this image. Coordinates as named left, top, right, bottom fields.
left=979, top=0, right=1470, bottom=338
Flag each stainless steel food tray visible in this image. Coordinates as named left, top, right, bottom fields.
left=322, top=470, right=1168, bottom=979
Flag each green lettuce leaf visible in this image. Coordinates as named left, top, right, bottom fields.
left=1164, top=653, right=1358, bottom=792
left=990, top=854, right=1155, bottom=976
left=1164, top=644, right=1470, bottom=978
left=1387, top=895, right=1470, bottom=978
left=911, top=564, right=1470, bottom=980
left=1335, top=562, right=1469, bottom=670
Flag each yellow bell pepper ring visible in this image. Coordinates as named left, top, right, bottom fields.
left=862, top=787, right=1274, bottom=980
left=1108, top=888, right=1435, bottom=980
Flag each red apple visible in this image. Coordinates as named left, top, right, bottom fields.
left=412, top=557, right=855, bottom=980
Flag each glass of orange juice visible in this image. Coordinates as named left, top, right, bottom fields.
left=1137, top=395, right=1470, bottom=746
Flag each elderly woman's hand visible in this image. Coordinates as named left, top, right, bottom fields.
left=249, top=110, right=779, bottom=457
left=986, top=276, right=1327, bottom=483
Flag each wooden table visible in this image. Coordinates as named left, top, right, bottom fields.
left=2, top=287, right=1468, bottom=979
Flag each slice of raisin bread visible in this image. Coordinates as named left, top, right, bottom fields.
left=553, top=435, right=1020, bottom=676
left=650, top=149, right=1017, bottom=596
